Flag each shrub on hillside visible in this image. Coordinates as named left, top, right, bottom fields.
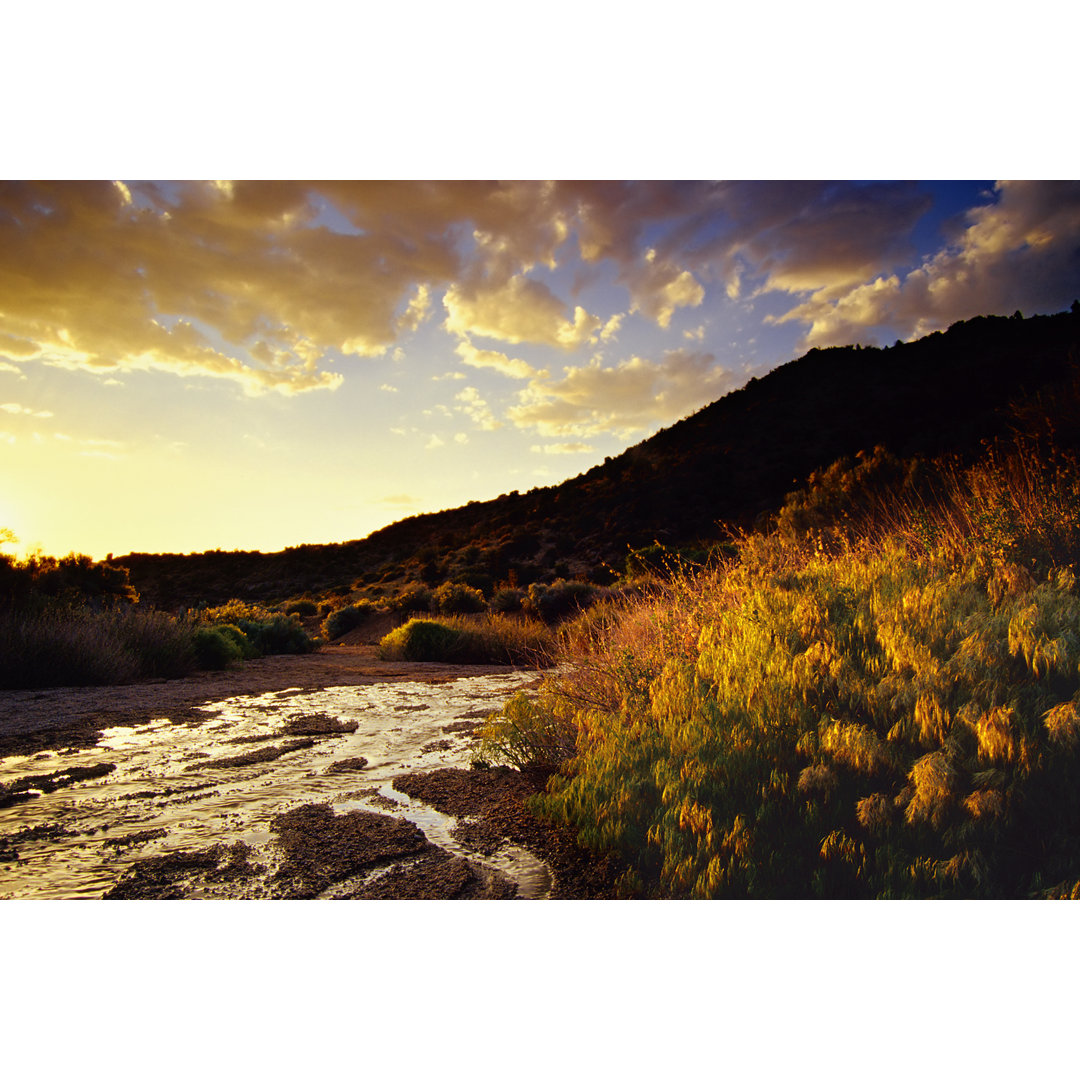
left=433, top=580, right=486, bottom=614
left=285, top=599, right=318, bottom=616
left=491, top=587, right=524, bottom=613
left=392, top=584, right=433, bottom=613
left=524, top=579, right=597, bottom=622
left=322, top=600, right=378, bottom=640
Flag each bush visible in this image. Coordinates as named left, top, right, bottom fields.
left=322, top=600, right=377, bottom=640
left=285, top=599, right=318, bottom=616
left=237, top=614, right=315, bottom=655
left=524, top=579, right=597, bottom=622
left=379, top=614, right=553, bottom=666
left=433, top=580, right=486, bottom=614
left=0, top=607, right=197, bottom=689
left=193, top=626, right=244, bottom=670
left=378, top=619, right=466, bottom=661
left=392, top=584, right=433, bottom=613
left=491, top=587, right=524, bottom=613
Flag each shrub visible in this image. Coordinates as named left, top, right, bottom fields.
left=491, top=587, right=524, bottom=613
left=322, top=600, right=377, bottom=640
left=378, top=619, right=466, bottom=662
left=433, top=580, right=486, bottom=614
left=524, top=579, right=596, bottom=622
left=193, top=626, right=244, bottom=670
left=237, top=614, right=315, bottom=656
left=392, top=584, right=433, bottom=613
left=378, top=614, right=553, bottom=666
left=285, top=599, right=318, bottom=616
left=474, top=690, right=577, bottom=770
left=0, top=607, right=197, bottom=689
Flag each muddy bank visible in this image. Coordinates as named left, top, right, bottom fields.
left=394, top=767, right=623, bottom=899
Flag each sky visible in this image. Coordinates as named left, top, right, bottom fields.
left=2, top=179, right=1080, bottom=560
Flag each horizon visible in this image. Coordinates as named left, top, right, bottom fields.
left=3, top=180, right=1080, bottom=561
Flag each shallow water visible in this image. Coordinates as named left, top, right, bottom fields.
left=0, top=672, right=551, bottom=900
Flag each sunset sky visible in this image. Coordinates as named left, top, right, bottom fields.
left=3, top=179, right=1080, bottom=560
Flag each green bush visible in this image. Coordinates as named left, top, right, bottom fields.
left=237, top=614, right=315, bottom=656
left=524, top=579, right=596, bottom=622
left=322, top=600, right=377, bottom=640
left=193, top=626, right=244, bottom=670
left=392, top=584, right=433, bottom=613
left=378, top=619, right=466, bottom=661
left=433, top=580, right=487, bottom=614
left=491, top=587, right=524, bottom=613
left=285, top=599, right=318, bottom=616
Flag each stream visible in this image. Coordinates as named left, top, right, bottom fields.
left=0, top=671, right=552, bottom=900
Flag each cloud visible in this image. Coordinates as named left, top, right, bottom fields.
left=509, top=349, right=736, bottom=438
left=599, top=313, right=624, bottom=342
left=771, top=181, right=1080, bottom=347
left=454, top=339, right=538, bottom=380
left=1, top=402, right=52, bottom=418
left=379, top=383, right=399, bottom=392
left=624, top=251, right=705, bottom=328
left=444, top=275, right=601, bottom=348
left=425, top=434, right=445, bottom=450
left=0, top=181, right=461, bottom=396
left=454, top=386, right=501, bottom=430
left=530, top=442, right=595, bottom=454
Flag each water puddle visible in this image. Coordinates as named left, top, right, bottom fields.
left=0, top=671, right=551, bottom=899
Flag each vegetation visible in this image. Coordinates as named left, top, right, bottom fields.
left=477, top=432, right=1080, bottom=898
left=378, top=614, right=553, bottom=666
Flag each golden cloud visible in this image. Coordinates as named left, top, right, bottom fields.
left=509, top=349, right=736, bottom=438
left=443, top=275, right=601, bottom=348
left=454, top=339, right=538, bottom=380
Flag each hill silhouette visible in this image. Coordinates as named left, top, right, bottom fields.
left=117, top=307, right=1080, bottom=609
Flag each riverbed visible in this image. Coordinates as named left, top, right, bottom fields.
left=0, top=651, right=561, bottom=899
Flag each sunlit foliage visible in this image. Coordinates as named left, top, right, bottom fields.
left=481, top=438, right=1080, bottom=898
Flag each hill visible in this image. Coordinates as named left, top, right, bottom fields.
left=117, top=307, right=1080, bottom=609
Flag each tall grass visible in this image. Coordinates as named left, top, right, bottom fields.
left=0, top=607, right=197, bottom=689
left=479, top=437, right=1080, bottom=898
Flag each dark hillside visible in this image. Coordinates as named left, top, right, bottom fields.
left=118, top=308, right=1080, bottom=609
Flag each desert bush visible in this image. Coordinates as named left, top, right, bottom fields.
left=524, top=579, right=597, bottom=623
left=378, top=619, right=465, bottom=662
left=379, top=614, right=553, bottom=666
left=193, top=626, right=244, bottom=670
left=322, top=600, right=378, bottom=640
left=433, top=580, right=486, bottom=614
left=0, top=607, right=197, bottom=689
left=473, top=690, right=578, bottom=770
left=237, top=613, right=315, bottom=656
left=491, top=587, right=525, bottom=613
left=391, top=584, right=433, bottom=613
left=285, top=599, right=318, bottom=616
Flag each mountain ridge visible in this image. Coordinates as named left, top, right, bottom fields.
left=117, top=306, right=1080, bottom=608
